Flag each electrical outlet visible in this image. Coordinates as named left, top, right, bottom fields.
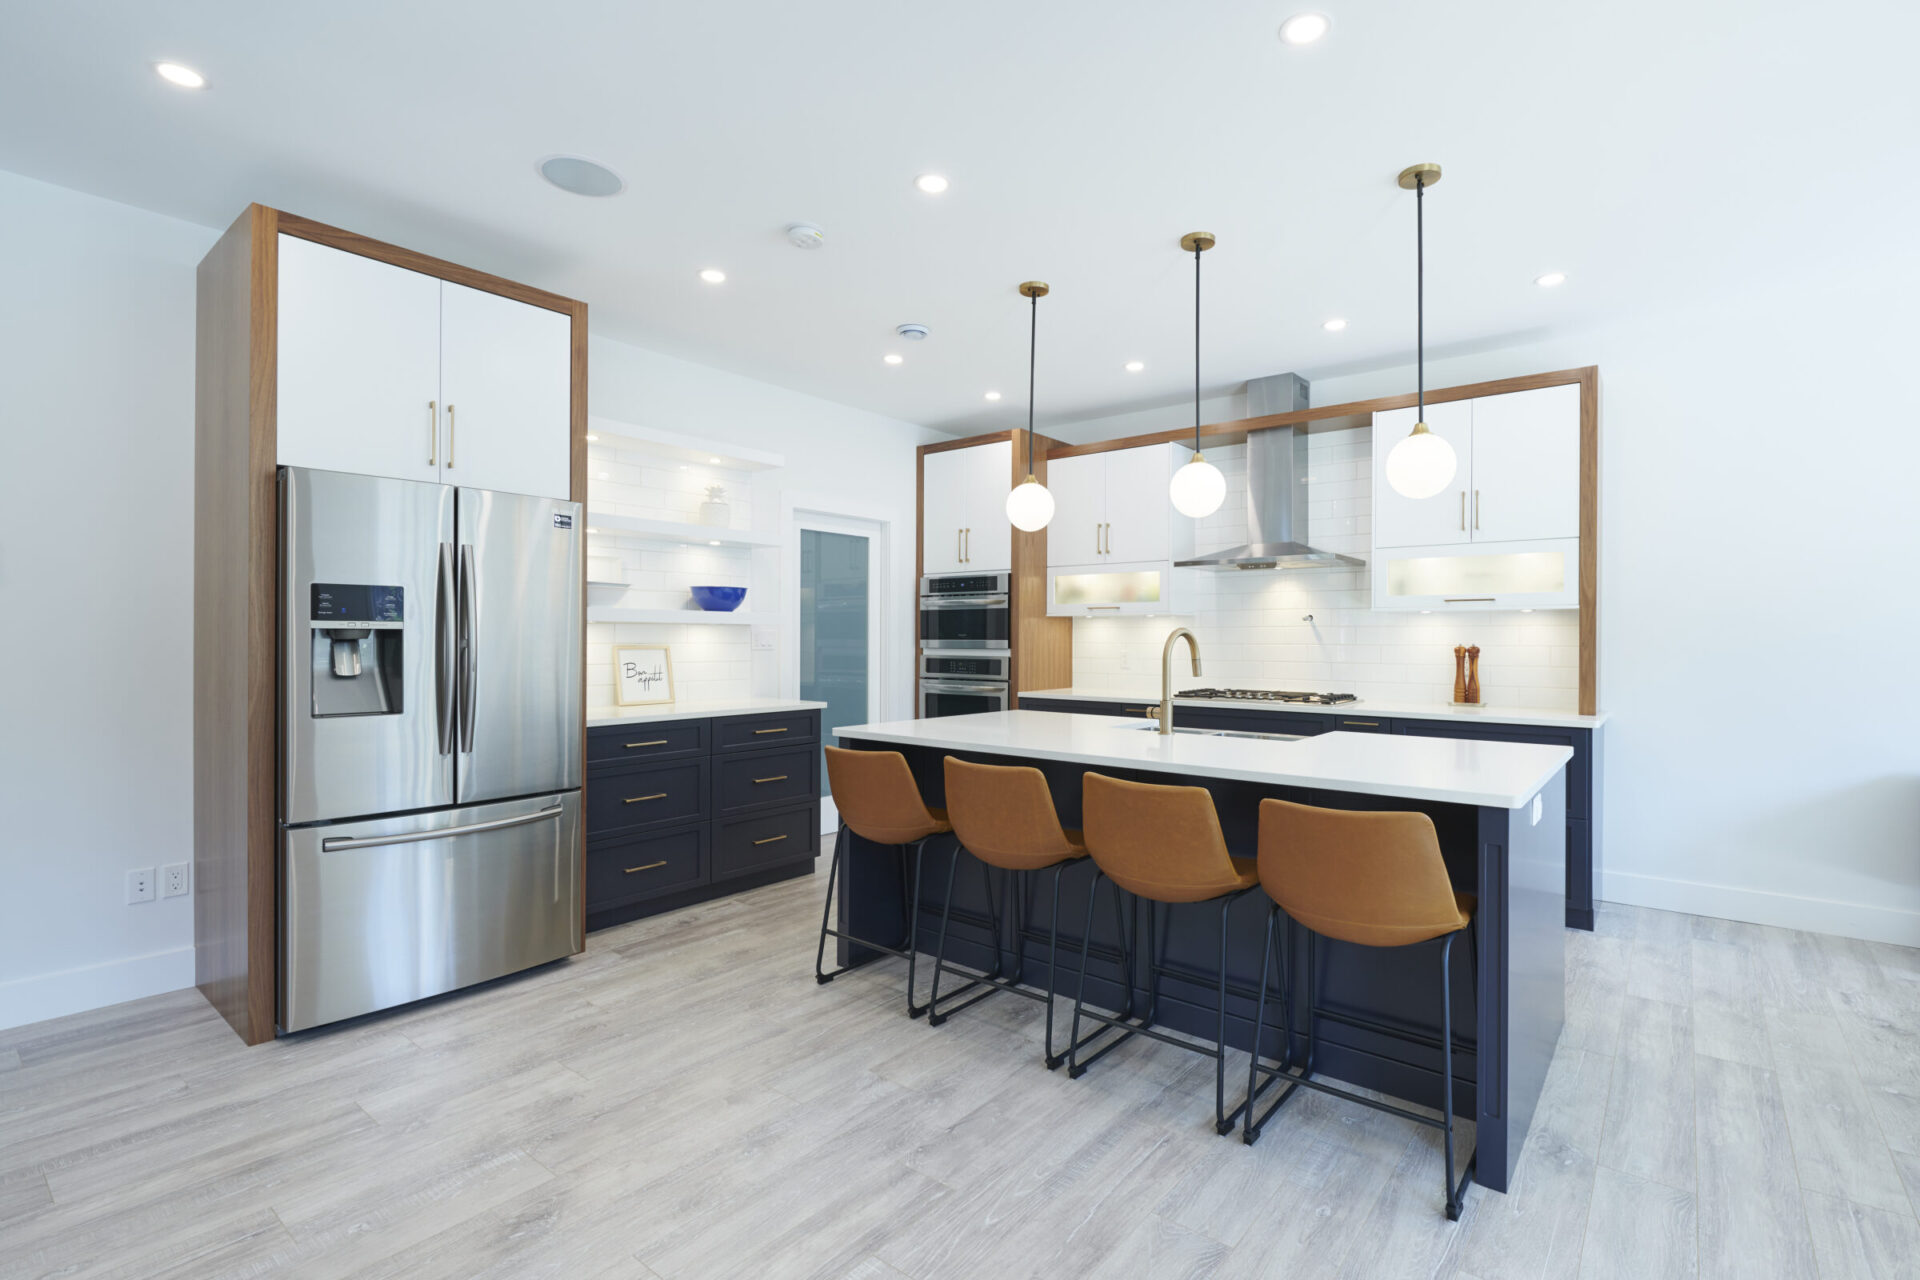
left=126, top=867, right=156, bottom=904
left=162, top=862, right=191, bottom=898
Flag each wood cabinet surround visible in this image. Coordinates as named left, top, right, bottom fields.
left=193, top=205, right=589, bottom=1045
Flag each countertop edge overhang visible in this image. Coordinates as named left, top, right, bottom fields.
left=1019, top=688, right=1609, bottom=731
left=835, top=710, right=1572, bottom=810
left=588, top=698, right=828, bottom=728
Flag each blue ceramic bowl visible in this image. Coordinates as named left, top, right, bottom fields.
left=690, top=585, right=747, bottom=612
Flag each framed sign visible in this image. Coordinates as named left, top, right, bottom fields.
left=613, top=644, right=675, bottom=706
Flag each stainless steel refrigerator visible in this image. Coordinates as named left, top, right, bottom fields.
left=278, top=466, right=583, bottom=1032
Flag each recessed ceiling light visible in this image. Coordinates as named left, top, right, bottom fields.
left=914, top=174, right=950, bottom=194
left=1124, top=360, right=1145, bottom=373
left=1278, top=13, right=1330, bottom=45
left=539, top=155, right=624, bottom=198
left=154, top=61, right=206, bottom=89
left=1535, top=271, right=1567, bottom=288
left=883, top=353, right=903, bottom=365
left=699, top=268, right=726, bottom=284
left=1322, top=318, right=1348, bottom=332
left=984, top=391, right=1002, bottom=401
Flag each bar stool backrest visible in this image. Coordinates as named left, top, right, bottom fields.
left=1082, top=772, right=1241, bottom=903
left=825, top=746, right=946, bottom=845
left=943, top=757, right=1081, bottom=870
left=1257, top=799, right=1466, bottom=946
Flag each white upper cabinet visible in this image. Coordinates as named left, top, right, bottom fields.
left=1045, top=453, right=1104, bottom=566
left=1101, top=444, right=1174, bottom=563
left=439, top=280, right=572, bottom=499
left=1464, top=384, right=1580, bottom=543
left=276, top=235, right=574, bottom=499
left=1369, top=382, right=1582, bottom=611
left=277, top=234, right=443, bottom=484
left=1371, top=400, right=1473, bottom=551
left=921, top=439, right=1012, bottom=575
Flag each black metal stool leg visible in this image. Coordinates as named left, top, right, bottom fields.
left=1214, top=893, right=1235, bottom=1134
left=924, top=839, right=964, bottom=1025
left=1044, top=863, right=1066, bottom=1068
left=1441, top=930, right=1469, bottom=1221
left=905, top=836, right=934, bottom=1018
left=815, top=822, right=849, bottom=984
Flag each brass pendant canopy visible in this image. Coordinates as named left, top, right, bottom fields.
left=1018, top=281, right=1050, bottom=298
left=1397, top=162, right=1442, bottom=191
left=1179, top=231, right=1217, bottom=253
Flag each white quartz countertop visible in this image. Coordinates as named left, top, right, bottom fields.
left=836, top=710, right=1572, bottom=809
left=587, top=698, right=827, bottom=728
left=1019, top=688, right=1609, bottom=730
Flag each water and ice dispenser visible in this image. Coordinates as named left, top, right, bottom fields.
left=309, top=583, right=404, bottom=716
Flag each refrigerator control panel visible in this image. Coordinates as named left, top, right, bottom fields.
left=310, top=583, right=405, bottom=630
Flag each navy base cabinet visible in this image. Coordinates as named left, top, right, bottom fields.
left=1020, top=697, right=1599, bottom=931
left=585, top=709, right=821, bottom=931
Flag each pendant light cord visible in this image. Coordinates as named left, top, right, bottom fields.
left=1027, top=292, right=1038, bottom=475
left=1193, top=242, right=1202, bottom=454
left=1416, top=174, right=1425, bottom=421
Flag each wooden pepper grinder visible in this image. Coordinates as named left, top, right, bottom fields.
left=1452, top=646, right=1468, bottom=704
left=1465, top=645, right=1482, bottom=705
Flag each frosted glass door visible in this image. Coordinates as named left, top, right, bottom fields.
left=800, top=529, right=871, bottom=798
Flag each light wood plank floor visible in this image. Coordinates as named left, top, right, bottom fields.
left=4, top=872, right=1918, bottom=1279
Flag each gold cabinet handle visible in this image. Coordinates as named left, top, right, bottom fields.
left=957, top=528, right=963, bottom=563
left=428, top=401, right=438, bottom=465
left=963, top=527, right=970, bottom=562
left=623, top=792, right=668, bottom=804
left=752, top=775, right=788, bottom=784
left=623, top=860, right=667, bottom=874
left=1342, top=720, right=1381, bottom=727
left=445, top=404, right=456, bottom=467
left=1473, top=490, right=1480, bottom=530
left=752, top=834, right=788, bottom=846
left=753, top=727, right=788, bottom=735
left=625, top=739, right=669, bottom=748
left=1460, top=491, right=1466, bottom=531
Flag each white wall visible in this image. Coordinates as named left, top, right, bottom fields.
left=0, top=171, right=218, bottom=1027
left=1301, top=269, right=1920, bottom=946
left=586, top=336, right=945, bottom=724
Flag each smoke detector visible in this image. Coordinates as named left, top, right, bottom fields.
left=785, top=222, right=825, bottom=250
left=895, top=323, right=930, bottom=341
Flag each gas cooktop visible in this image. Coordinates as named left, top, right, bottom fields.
left=1177, top=688, right=1359, bottom=706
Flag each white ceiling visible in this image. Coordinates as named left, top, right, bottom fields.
left=2, top=1, right=1912, bottom=434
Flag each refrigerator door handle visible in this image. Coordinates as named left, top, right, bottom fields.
left=319, top=803, right=565, bottom=852
left=458, top=542, right=478, bottom=753
left=436, top=542, right=457, bottom=754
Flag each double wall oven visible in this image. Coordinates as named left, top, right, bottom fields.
left=919, top=572, right=1010, bottom=718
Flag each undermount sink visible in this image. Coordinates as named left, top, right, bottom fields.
left=1118, top=723, right=1303, bottom=743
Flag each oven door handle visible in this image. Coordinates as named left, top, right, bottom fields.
left=920, top=681, right=1012, bottom=694
left=920, top=595, right=1010, bottom=609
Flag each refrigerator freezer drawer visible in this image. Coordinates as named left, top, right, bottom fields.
left=280, top=792, right=582, bottom=1032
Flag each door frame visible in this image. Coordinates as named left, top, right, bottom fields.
left=780, top=494, right=894, bottom=833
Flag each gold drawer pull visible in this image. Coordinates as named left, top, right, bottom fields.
left=1343, top=720, right=1381, bottom=727
left=752, top=834, right=788, bottom=846
left=625, top=739, right=669, bottom=748
left=752, top=775, right=788, bottom=784
left=624, top=792, right=668, bottom=804
left=753, top=727, right=789, bottom=735
left=623, top=860, right=667, bottom=874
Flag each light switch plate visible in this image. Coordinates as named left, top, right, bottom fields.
left=751, top=627, right=776, bottom=652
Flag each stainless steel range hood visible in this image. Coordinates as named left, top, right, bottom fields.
left=1174, top=373, right=1365, bottom=571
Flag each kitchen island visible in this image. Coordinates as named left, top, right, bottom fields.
left=832, top=709, right=1570, bottom=1193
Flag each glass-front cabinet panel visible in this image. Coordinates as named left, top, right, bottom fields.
left=1371, top=537, right=1579, bottom=611
left=1048, top=562, right=1187, bottom=616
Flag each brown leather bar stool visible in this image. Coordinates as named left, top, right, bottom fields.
left=925, top=757, right=1103, bottom=1066
left=1067, top=771, right=1261, bottom=1134
left=816, top=746, right=955, bottom=1018
left=1242, top=798, right=1478, bottom=1219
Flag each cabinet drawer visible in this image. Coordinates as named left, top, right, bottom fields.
left=714, top=804, right=820, bottom=879
left=715, top=746, right=819, bottom=815
left=714, top=711, right=819, bottom=753
left=586, top=759, right=709, bottom=836
left=587, top=719, right=708, bottom=764
left=586, top=825, right=709, bottom=910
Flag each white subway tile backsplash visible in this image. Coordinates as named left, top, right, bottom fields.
left=1069, top=426, right=1581, bottom=711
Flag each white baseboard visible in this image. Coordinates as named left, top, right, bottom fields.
left=0, top=946, right=196, bottom=1032
left=1598, top=868, right=1920, bottom=947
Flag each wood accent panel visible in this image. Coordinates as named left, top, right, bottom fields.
left=1578, top=368, right=1599, bottom=717
left=193, top=204, right=280, bottom=1045
left=275, top=212, right=578, bottom=315
left=1045, top=367, right=1597, bottom=460
left=568, top=299, right=590, bottom=942
left=921, top=429, right=1013, bottom=456
left=1010, top=430, right=1072, bottom=697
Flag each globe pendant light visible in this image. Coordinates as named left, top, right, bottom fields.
left=1168, top=231, right=1227, bottom=519
left=1384, top=163, right=1458, bottom=500
left=1004, top=280, right=1057, bottom=532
